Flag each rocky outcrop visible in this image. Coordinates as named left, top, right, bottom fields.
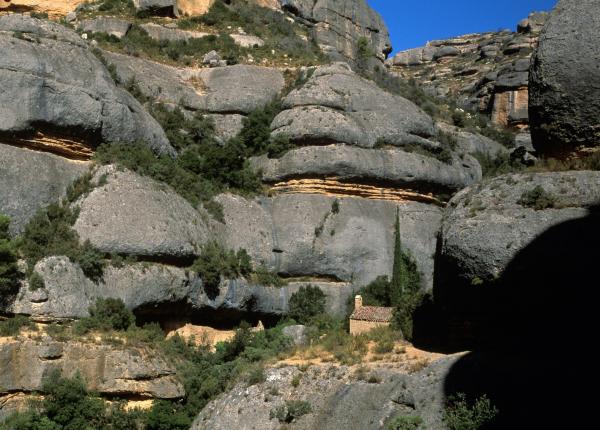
left=0, top=145, right=89, bottom=235
left=77, top=16, right=132, bottom=38
left=0, top=338, right=183, bottom=417
left=251, top=145, right=481, bottom=197
left=9, top=257, right=353, bottom=320
left=437, top=171, right=600, bottom=291
left=133, top=0, right=176, bottom=16
left=529, top=0, right=600, bottom=155
left=281, top=0, right=392, bottom=64
left=104, top=52, right=284, bottom=114
left=272, top=63, right=436, bottom=148
left=139, top=22, right=210, bottom=42
left=216, top=193, right=442, bottom=289
left=192, top=356, right=461, bottom=429
left=73, top=166, right=214, bottom=259
left=388, top=13, right=548, bottom=128
left=0, top=15, right=174, bottom=156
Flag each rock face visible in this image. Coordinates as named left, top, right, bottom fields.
left=73, top=166, right=214, bottom=259
left=9, top=257, right=353, bottom=320
left=0, top=338, right=184, bottom=418
left=133, top=0, right=176, bottom=15
left=437, top=171, right=600, bottom=293
left=388, top=13, right=548, bottom=128
left=272, top=63, right=436, bottom=148
left=192, top=356, right=461, bottom=430
left=139, top=22, right=210, bottom=42
left=216, top=193, right=442, bottom=289
left=0, top=15, right=174, bottom=157
left=0, top=145, right=89, bottom=235
left=529, top=0, right=600, bottom=155
left=103, top=51, right=284, bottom=139
left=281, top=0, right=392, bottom=64
left=77, top=16, right=132, bottom=38
left=251, top=145, right=481, bottom=196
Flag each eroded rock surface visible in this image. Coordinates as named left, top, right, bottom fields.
left=437, top=171, right=600, bottom=290
left=388, top=13, right=548, bottom=128
left=0, top=15, right=174, bottom=156
left=529, top=0, right=600, bottom=155
left=0, top=337, right=183, bottom=418
left=272, top=63, right=436, bottom=148
left=0, top=144, right=89, bottom=235
left=192, top=356, right=461, bottom=430
left=73, top=166, right=214, bottom=259
left=281, top=0, right=392, bottom=64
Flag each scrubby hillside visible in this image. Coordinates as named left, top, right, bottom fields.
left=0, top=0, right=599, bottom=428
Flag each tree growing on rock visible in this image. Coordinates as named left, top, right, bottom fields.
left=0, top=214, right=20, bottom=306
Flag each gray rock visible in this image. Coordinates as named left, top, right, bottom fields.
left=433, top=46, right=460, bottom=60
left=77, top=16, right=132, bottom=38
left=73, top=166, right=214, bottom=259
left=495, top=71, right=528, bottom=90
left=438, top=171, right=600, bottom=289
left=207, top=114, right=244, bottom=142
left=251, top=144, right=481, bottom=193
left=282, top=325, right=309, bottom=346
left=192, top=356, right=462, bottom=430
left=132, top=0, right=175, bottom=15
left=202, top=49, right=222, bottom=67
left=0, top=15, right=174, bottom=156
left=140, top=22, right=209, bottom=42
left=0, top=339, right=184, bottom=399
left=65, top=12, right=77, bottom=23
left=272, top=63, right=436, bottom=148
left=104, top=51, right=284, bottom=114
left=436, top=122, right=510, bottom=157
left=282, top=0, right=392, bottom=64
left=9, top=257, right=352, bottom=319
left=216, top=193, right=442, bottom=289
left=529, top=0, right=600, bottom=154
left=0, top=144, right=90, bottom=235
left=230, top=33, right=265, bottom=48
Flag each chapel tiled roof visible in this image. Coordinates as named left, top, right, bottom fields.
left=350, top=306, right=394, bottom=323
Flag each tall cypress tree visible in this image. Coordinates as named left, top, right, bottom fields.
left=390, top=208, right=405, bottom=306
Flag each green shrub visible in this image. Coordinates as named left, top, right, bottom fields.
left=387, top=415, right=424, bottom=430
left=270, top=400, right=312, bottom=423
left=517, top=185, right=556, bottom=210
left=0, top=315, right=34, bottom=337
left=252, top=265, right=287, bottom=287
left=28, top=272, right=45, bottom=291
left=472, top=151, right=524, bottom=178
left=444, top=393, right=498, bottom=430
left=18, top=201, right=106, bottom=282
left=287, top=285, right=327, bottom=324
left=370, top=326, right=398, bottom=354
left=191, top=242, right=252, bottom=298
left=0, top=214, right=20, bottom=302
left=73, top=298, right=134, bottom=334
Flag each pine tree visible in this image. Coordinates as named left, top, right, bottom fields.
left=390, top=208, right=406, bottom=306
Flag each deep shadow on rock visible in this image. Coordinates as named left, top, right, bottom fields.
left=418, top=206, right=600, bottom=427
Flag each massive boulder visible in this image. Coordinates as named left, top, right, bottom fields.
left=251, top=145, right=481, bottom=195
left=0, top=144, right=89, bottom=235
left=436, top=171, right=600, bottom=302
left=529, top=0, right=600, bottom=155
left=0, top=15, right=174, bottom=156
left=281, top=0, right=392, bottom=64
left=215, top=193, right=442, bottom=289
left=272, top=63, right=436, bottom=148
left=73, top=166, right=215, bottom=259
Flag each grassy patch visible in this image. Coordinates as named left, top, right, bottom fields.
left=517, top=185, right=556, bottom=210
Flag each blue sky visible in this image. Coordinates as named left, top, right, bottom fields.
left=368, top=0, right=558, bottom=54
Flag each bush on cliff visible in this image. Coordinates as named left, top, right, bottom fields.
left=73, top=298, right=135, bottom=335
left=287, top=285, right=327, bottom=324
left=0, top=214, right=20, bottom=303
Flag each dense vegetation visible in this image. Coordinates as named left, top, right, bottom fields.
left=94, top=101, right=289, bottom=212
left=444, top=394, right=498, bottom=430
left=0, top=214, right=20, bottom=305
left=287, top=285, right=327, bottom=324
left=87, top=0, right=325, bottom=67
